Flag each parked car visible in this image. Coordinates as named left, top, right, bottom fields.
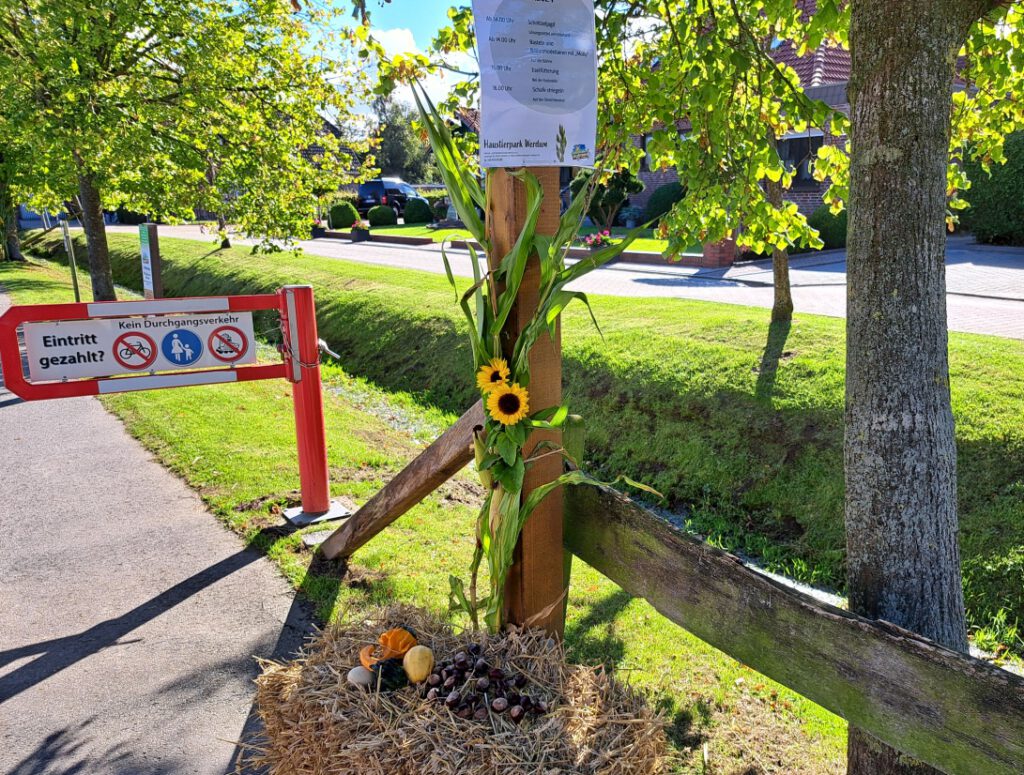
left=356, top=178, right=427, bottom=218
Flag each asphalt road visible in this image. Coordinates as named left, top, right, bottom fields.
left=106, top=225, right=1024, bottom=340
left=0, top=292, right=314, bottom=774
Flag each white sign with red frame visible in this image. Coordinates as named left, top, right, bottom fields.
left=23, top=311, right=256, bottom=382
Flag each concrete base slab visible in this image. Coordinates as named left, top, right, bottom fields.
left=284, top=501, right=351, bottom=526
left=300, top=529, right=336, bottom=548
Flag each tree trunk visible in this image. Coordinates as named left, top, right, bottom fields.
left=0, top=169, right=24, bottom=262
left=765, top=179, right=793, bottom=322
left=217, top=213, right=231, bottom=249
left=76, top=170, right=117, bottom=301
left=845, top=1, right=983, bottom=771
left=4, top=203, right=24, bottom=261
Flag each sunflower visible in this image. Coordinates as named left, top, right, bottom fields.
left=487, top=382, right=530, bottom=426
left=476, top=357, right=511, bottom=393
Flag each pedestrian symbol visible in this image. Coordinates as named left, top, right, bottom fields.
left=161, top=329, right=203, bottom=367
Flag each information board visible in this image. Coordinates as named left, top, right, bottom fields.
left=23, top=312, right=256, bottom=382
left=473, top=0, right=597, bottom=168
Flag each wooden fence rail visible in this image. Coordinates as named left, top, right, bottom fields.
left=317, top=403, right=1024, bottom=774
left=564, top=484, right=1024, bottom=775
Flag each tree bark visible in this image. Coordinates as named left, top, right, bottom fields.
left=217, top=213, right=231, bottom=249
left=75, top=170, right=117, bottom=301
left=845, top=1, right=986, bottom=771
left=765, top=179, right=793, bottom=322
left=4, top=203, right=24, bottom=261
left=0, top=168, right=24, bottom=262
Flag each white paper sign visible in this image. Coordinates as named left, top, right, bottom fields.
left=23, top=312, right=257, bottom=382
left=140, top=225, right=154, bottom=294
left=474, top=0, right=597, bottom=168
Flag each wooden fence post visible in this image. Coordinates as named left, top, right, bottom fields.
left=487, top=167, right=566, bottom=637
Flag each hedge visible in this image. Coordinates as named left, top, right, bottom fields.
left=368, top=205, right=398, bottom=227
left=417, top=189, right=448, bottom=203
left=807, top=205, right=847, bottom=250
left=643, top=182, right=685, bottom=224
left=964, top=131, right=1024, bottom=245
left=329, top=201, right=359, bottom=229
left=403, top=198, right=434, bottom=224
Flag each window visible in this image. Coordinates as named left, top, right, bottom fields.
left=777, top=135, right=824, bottom=188
left=400, top=184, right=417, bottom=197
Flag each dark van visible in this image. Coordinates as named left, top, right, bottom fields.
left=357, top=178, right=425, bottom=217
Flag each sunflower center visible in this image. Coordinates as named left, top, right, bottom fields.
left=489, top=370, right=503, bottom=383
left=497, top=393, right=521, bottom=415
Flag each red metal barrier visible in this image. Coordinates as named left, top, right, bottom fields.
left=0, top=288, right=345, bottom=525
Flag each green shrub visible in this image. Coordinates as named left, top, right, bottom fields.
left=434, top=201, right=451, bottom=221
left=570, top=169, right=645, bottom=230
left=807, top=205, right=848, bottom=250
left=643, top=182, right=685, bottom=224
left=368, top=204, right=398, bottom=227
left=115, top=207, right=150, bottom=225
left=403, top=198, right=434, bottom=224
left=964, top=131, right=1024, bottom=245
left=417, top=189, right=448, bottom=203
left=329, top=201, right=359, bottom=229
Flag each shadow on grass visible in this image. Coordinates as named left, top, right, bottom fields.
left=754, top=318, right=793, bottom=404
left=564, top=588, right=633, bottom=670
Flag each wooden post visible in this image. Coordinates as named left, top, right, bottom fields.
left=486, top=167, right=566, bottom=637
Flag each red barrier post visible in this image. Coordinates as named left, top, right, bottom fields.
left=279, top=285, right=348, bottom=525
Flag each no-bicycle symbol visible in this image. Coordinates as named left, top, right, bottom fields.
left=208, top=325, right=249, bottom=363
left=161, top=329, right=203, bottom=367
left=112, top=332, right=157, bottom=371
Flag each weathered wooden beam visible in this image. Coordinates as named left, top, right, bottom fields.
left=563, top=484, right=1024, bottom=775
left=318, top=401, right=482, bottom=560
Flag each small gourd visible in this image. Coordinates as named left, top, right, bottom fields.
left=379, top=627, right=417, bottom=658
left=358, top=626, right=419, bottom=669
left=402, top=645, right=435, bottom=683
left=346, top=665, right=374, bottom=688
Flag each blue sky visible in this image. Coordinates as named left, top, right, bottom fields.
left=362, top=1, right=476, bottom=105
left=365, top=0, right=461, bottom=50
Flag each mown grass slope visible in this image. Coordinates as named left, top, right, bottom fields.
left=26, top=229, right=1024, bottom=655
left=1, top=257, right=846, bottom=773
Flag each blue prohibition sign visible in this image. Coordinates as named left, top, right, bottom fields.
left=161, top=329, right=203, bottom=367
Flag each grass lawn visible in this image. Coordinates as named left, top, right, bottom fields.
left=1, top=256, right=846, bottom=773
left=23, top=229, right=1024, bottom=661
left=370, top=223, right=693, bottom=255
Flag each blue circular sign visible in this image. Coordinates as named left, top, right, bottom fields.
left=161, top=329, right=203, bottom=367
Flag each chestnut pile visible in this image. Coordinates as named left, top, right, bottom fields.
left=421, top=643, right=549, bottom=722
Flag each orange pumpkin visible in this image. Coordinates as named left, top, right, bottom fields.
left=358, top=628, right=418, bottom=670
left=379, top=627, right=417, bottom=657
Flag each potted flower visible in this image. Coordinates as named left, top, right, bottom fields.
left=582, top=230, right=615, bottom=250
left=620, top=206, right=644, bottom=229
left=311, top=219, right=326, bottom=239
left=351, top=219, right=371, bottom=242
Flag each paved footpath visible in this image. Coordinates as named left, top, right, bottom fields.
left=0, top=290, right=313, bottom=774
left=107, top=226, right=1024, bottom=340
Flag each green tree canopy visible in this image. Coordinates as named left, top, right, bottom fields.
left=372, top=97, right=435, bottom=182
left=0, top=0, right=375, bottom=298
